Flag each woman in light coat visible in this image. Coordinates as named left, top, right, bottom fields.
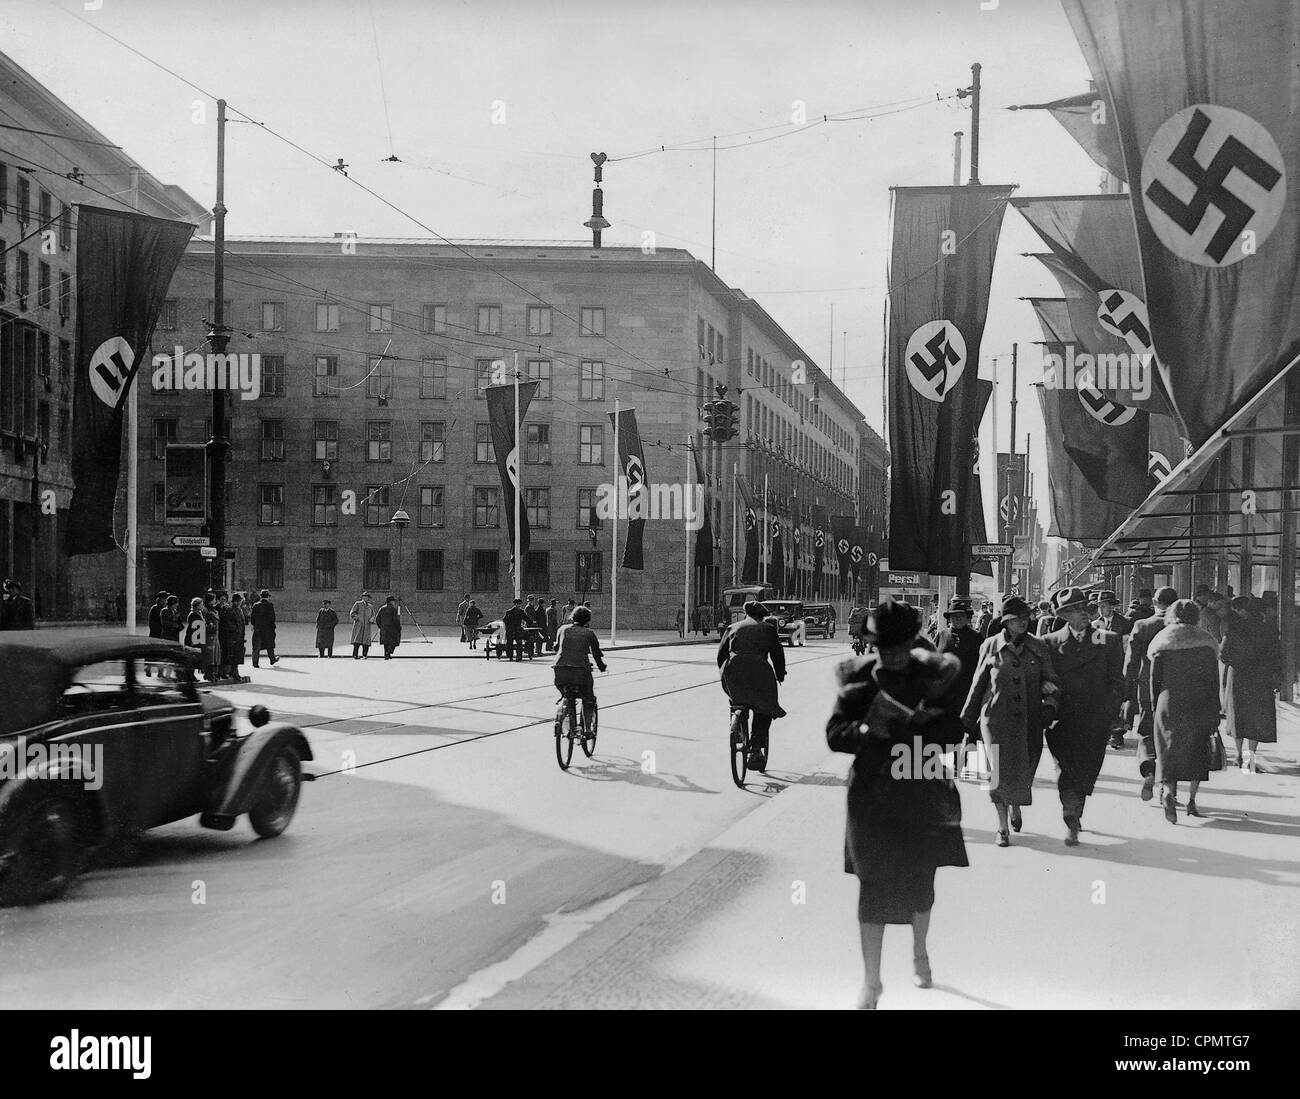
left=349, top=591, right=375, bottom=659
left=1149, top=599, right=1219, bottom=821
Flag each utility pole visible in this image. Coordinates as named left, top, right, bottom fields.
left=968, top=63, right=982, bottom=184
left=584, top=153, right=609, bottom=248
left=126, top=166, right=140, bottom=632
left=952, top=131, right=964, bottom=186
left=953, top=64, right=982, bottom=599
left=207, top=99, right=229, bottom=592
left=711, top=136, right=717, bottom=272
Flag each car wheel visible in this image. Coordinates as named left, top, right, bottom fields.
left=248, top=746, right=302, bottom=839
left=0, top=794, right=85, bottom=907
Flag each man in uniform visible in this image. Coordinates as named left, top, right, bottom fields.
left=1123, top=585, right=1179, bottom=802
left=1041, top=587, right=1125, bottom=846
left=502, top=597, right=529, bottom=663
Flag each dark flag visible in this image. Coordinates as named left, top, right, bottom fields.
left=736, top=473, right=759, bottom=582
left=969, top=378, right=994, bottom=578
left=811, top=504, right=828, bottom=598
left=1010, top=90, right=1126, bottom=183
left=485, top=380, right=540, bottom=564
left=849, top=527, right=869, bottom=593
left=790, top=523, right=802, bottom=597
left=1148, top=411, right=1190, bottom=488
left=769, top=521, right=784, bottom=594
left=831, top=515, right=854, bottom=598
left=609, top=407, right=648, bottom=570
left=692, top=440, right=713, bottom=567
left=67, top=206, right=194, bottom=555
left=1030, top=297, right=1149, bottom=508
left=887, top=184, right=1014, bottom=574
left=1063, top=0, right=1300, bottom=445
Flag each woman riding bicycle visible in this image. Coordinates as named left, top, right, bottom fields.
left=554, top=605, right=607, bottom=726
left=718, top=600, right=787, bottom=765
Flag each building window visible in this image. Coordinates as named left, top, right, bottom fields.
left=17, top=176, right=29, bottom=224
left=578, top=424, right=603, bottom=464
left=472, top=550, right=499, bottom=592
left=257, top=547, right=285, bottom=590
left=575, top=551, right=603, bottom=594
left=368, top=303, right=393, bottom=332
left=579, top=307, right=605, bottom=336
left=422, top=303, right=447, bottom=333
left=416, top=549, right=444, bottom=591
left=367, top=421, right=392, bottom=462
left=310, top=548, right=337, bottom=590
left=579, top=360, right=604, bottom=401
left=363, top=549, right=390, bottom=592
left=313, top=420, right=338, bottom=461
left=523, top=550, right=549, bottom=592
left=152, top=482, right=166, bottom=521
left=313, top=356, right=338, bottom=397
left=312, top=484, right=338, bottom=526
left=473, top=486, right=500, bottom=527
left=420, top=358, right=446, bottom=398
left=260, top=354, right=285, bottom=397
left=364, top=485, right=391, bottom=526
left=475, top=357, right=497, bottom=396
left=476, top=304, right=501, bottom=335
left=160, top=300, right=178, bottom=330
left=525, top=423, right=550, bottom=464
left=525, top=487, right=550, bottom=529
left=152, top=418, right=177, bottom=460
left=37, top=261, right=50, bottom=308
left=577, top=488, right=598, bottom=529
left=316, top=302, right=340, bottom=331
left=39, top=188, right=50, bottom=225
left=747, top=348, right=754, bottom=376
left=526, top=305, right=552, bottom=336
left=261, top=302, right=285, bottom=331
left=419, top=421, right=445, bottom=463
left=17, top=251, right=29, bottom=301
left=260, top=419, right=285, bottom=461
left=526, top=358, right=552, bottom=399
left=418, top=485, right=444, bottom=528
left=367, top=356, right=393, bottom=399
left=259, top=484, right=285, bottom=525
left=475, top=422, right=494, bottom=463
left=59, top=202, right=71, bottom=251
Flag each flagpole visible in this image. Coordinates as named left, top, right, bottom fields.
left=684, top=435, right=691, bottom=639
left=762, top=473, right=769, bottom=586
left=732, top=463, right=738, bottom=586
left=513, top=352, right=521, bottom=602
left=126, top=166, right=140, bottom=634
left=611, top=397, right=619, bottom=644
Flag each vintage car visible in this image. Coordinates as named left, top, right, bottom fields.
left=0, top=635, right=313, bottom=907
left=802, top=603, right=836, bottom=639
left=716, top=583, right=778, bottom=636
left=762, top=600, right=807, bottom=647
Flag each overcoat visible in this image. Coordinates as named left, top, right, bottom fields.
left=1041, top=624, right=1124, bottom=795
left=250, top=599, right=276, bottom=646
left=1124, top=612, right=1167, bottom=718
left=315, top=608, right=339, bottom=648
left=932, top=624, right=984, bottom=724
left=376, top=604, right=402, bottom=649
left=349, top=598, right=374, bottom=645
left=1220, top=612, right=1280, bottom=744
left=1149, top=624, right=1218, bottom=782
left=201, top=607, right=222, bottom=667
left=219, top=604, right=246, bottom=663
left=827, top=651, right=969, bottom=880
left=961, top=631, right=1059, bottom=804
left=717, top=617, right=786, bottom=717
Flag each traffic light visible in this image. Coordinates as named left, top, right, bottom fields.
left=700, top=399, right=718, bottom=441
left=710, top=401, right=732, bottom=440
left=724, top=400, right=740, bottom=441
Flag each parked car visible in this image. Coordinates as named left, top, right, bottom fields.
left=762, top=600, right=807, bottom=647
left=717, top=583, right=777, bottom=636
left=0, top=635, right=313, bottom=906
left=802, top=603, right=836, bottom=639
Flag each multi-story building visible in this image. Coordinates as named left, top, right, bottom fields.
left=0, top=48, right=207, bottom=617
left=138, top=238, right=870, bottom=625
left=857, top=418, right=889, bottom=602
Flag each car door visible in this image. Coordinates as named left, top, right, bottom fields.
left=129, top=655, right=208, bottom=827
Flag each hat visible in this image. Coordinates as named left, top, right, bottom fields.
left=1086, top=590, right=1100, bottom=604
left=999, top=595, right=1033, bottom=622
left=743, top=600, right=769, bottom=620
left=943, top=597, right=973, bottom=619
left=1053, top=587, right=1089, bottom=613
left=864, top=601, right=921, bottom=647
left=1098, top=590, right=1119, bottom=605
left=362, top=591, right=372, bottom=598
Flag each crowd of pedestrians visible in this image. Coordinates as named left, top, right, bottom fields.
left=455, top=594, right=593, bottom=661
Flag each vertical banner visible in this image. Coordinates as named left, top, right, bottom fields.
left=969, top=378, right=994, bottom=578
left=1064, top=0, right=1300, bottom=445
left=831, top=514, right=854, bottom=599
left=692, top=441, right=713, bottom=567
left=770, top=520, right=785, bottom=594
left=1010, top=90, right=1127, bottom=182
left=736, top=473, right=759, bottom=582
left=811, top=503, right=828, bottom=598
left=887, top=184, right=1015, bottom=574
left=608, top=407, right=648, bottom=569
left=850, top=526, right=869, bottom=594
left=485, top=380, right=540, bottom=564
left=67, top=206, right=194, bottom=555
left=790, top=522, right=802, bottom=597
left=164, top=443, right=208, bottom=523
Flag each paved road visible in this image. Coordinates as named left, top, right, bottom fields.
left=0, top=637, right=846, bottom=1009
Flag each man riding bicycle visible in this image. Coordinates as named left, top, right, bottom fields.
left=554, top=605, right=606, bottom=726
left=718, top=600, right=787, bottom=766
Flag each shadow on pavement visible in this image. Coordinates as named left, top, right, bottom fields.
left=569, top=754, right=721, bottom=796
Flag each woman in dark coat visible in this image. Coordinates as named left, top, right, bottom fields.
left=1220, top=596, right=1280, bottom=772
left=201, top=594, right=222, bottom=681
left=218, top=595, right=246, bottom=679
left=160, top=595, right=183, bottom=642
left=827, top=601, right=968, bottom=1010
left=376, top=596, right=402, bottom=659
left=1149, top=599, right=1218, bottom=822
left=718, top=601, right=786, bottom=767
left=183, top=598, right=207, bottom=663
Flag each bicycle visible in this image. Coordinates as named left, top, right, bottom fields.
left=555, top=685, right=598, bottom=771
left=729, top=705, right=768, bottom=787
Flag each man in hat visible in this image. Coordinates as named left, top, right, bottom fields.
left=315, top=598, right=339, bottom=657
left=250, top=589, right=278, bottom=669
left=456, top=594, right=472, bottom=643
left=1, top=578, right=35, bottom=630
left=1123, top=585, right=1180, bottom=802
left=1095, top=590, right=1133, bottom=749
left=502, top=597, right=529, bottom=662
left=934, top=597, right=984, bottom=775
left=1130, top=588, right=1156, bottom=623
left=147, top=590, right=169, bottom=639
left=1040, top=587, right=1125, bottom=845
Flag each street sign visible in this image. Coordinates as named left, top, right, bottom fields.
left=223, top=550, right=237, bottom=560
left=199, top=546, right=217, bottom=559
left=884, top=572, right=922, bottom=586
left=171, top=535, right=210, bottom=548
left=971, top=543, right=1012, bottom=557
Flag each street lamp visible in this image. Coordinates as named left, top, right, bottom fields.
left=389, top=508, right=410, bottom=606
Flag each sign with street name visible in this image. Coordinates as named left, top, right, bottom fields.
left=171, top=535, right=210, bottom=548
left=971, top=543, right=1012, bottom=558
left=199, top=546, right=217, bottom=558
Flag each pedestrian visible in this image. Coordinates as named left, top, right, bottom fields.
left=103, top=591, right=114, bottom=623
left=1149, top=599, right=1219, bottom=823
left=315, top=598, right=339, bottom=657
left=689, top=605, right=700, bottom=635
left=1124, top=585, right=1180, bottom=801
left=456, top=593, right=471, bottom=643
left=115, top=588, right=127, bottom=622
left=463, top=599, right=483, bottom=649
left=1201, top=591, right=1227, bottom=645
left=563, top=597, right=577, bottom=624
left=183, top=597, right=206, bottom=664
left=523, top=595, right=543, bottom=658
left=1, top=578, right=35, bottom=630
left=160, top=594, right=183, bottom=642
left=932, top=597, right=988, bottom=778
left=350, top=591, right=374, bottom=659
left=531, top=597, right=549, bottom=655
left=250, top=589, right=279, bottom=668
left=201, top=592, right=223, bottom=681
left=223, top=593, right=247, bottom=678
left=546, top=598, right=560, bottom=652
left=1040, top=587, right=1125, bottom=846
left=503, top=597, right=528, bottom=662
left=962, top=595, right=1060, bottom=846
left=826, top=601, right=968, bottom=1010
left=675, top=604, right=685, bottom=638
left=1220, top=596, right=1280, bottom=772
left=1130, top=587, right=1156, bottom=623
left=147, top=591, right=168, bottom=638
left=1095, top=590, right=1132, bottom=749
left=718, top=601, right=787, bottom=768
left=376, top=596, right=402, bottom=659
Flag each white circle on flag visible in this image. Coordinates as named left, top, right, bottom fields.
left=904, top=320, right=966, bottom=402
left=88, top=336, right=137, bottom=409
left=1076, top=368, right=1138, bottom=426
left=1140, top=104, right=1285, bottom=267
left=625, top=454, right=645, bottom=498
left=867, top=552, right=879, bottom=567
left=837, top=538, right=849, bottom=555
left=1095, top=289, right=1155, bottom=358
left=850, top=545, right=864, bottom=564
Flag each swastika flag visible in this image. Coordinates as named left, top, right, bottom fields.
left=1064, top=0, right=1300, bottom=445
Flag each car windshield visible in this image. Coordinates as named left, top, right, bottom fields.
left=765, top=602, right=801, bottom=616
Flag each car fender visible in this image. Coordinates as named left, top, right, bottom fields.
left=205, top=723, right=313, bottom=823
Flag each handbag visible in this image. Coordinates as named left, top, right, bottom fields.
left=1209, top=728, right=1226, bottom=772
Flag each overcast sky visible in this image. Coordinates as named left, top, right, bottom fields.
left=5, top=0, right=1108, bottom=534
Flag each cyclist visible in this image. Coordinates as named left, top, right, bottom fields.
left=718, top=600, right=787, bottom=765
left=554, top=605, right=607, bottom=728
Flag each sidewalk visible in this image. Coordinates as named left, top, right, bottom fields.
left=479, top=705, right=1300, bottom=1010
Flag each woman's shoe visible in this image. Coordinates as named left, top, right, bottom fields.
left=995, top=830, right=1010, bottom=847
left=913, top=956, right=932, bottom=989
left=856, top=982, right=883, bottom=1009
left=1009, top=807, right=1023, bottom=833
left=1162, top=788, right=1177, bottom=823
left=1186, top=802, right=1203, bottom=817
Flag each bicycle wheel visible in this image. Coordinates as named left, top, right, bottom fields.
left=555, top=701, right=575, bottom=770
left=729, top=709, right=748, bottom=788
left=580, top=702, right=598, bottom=757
